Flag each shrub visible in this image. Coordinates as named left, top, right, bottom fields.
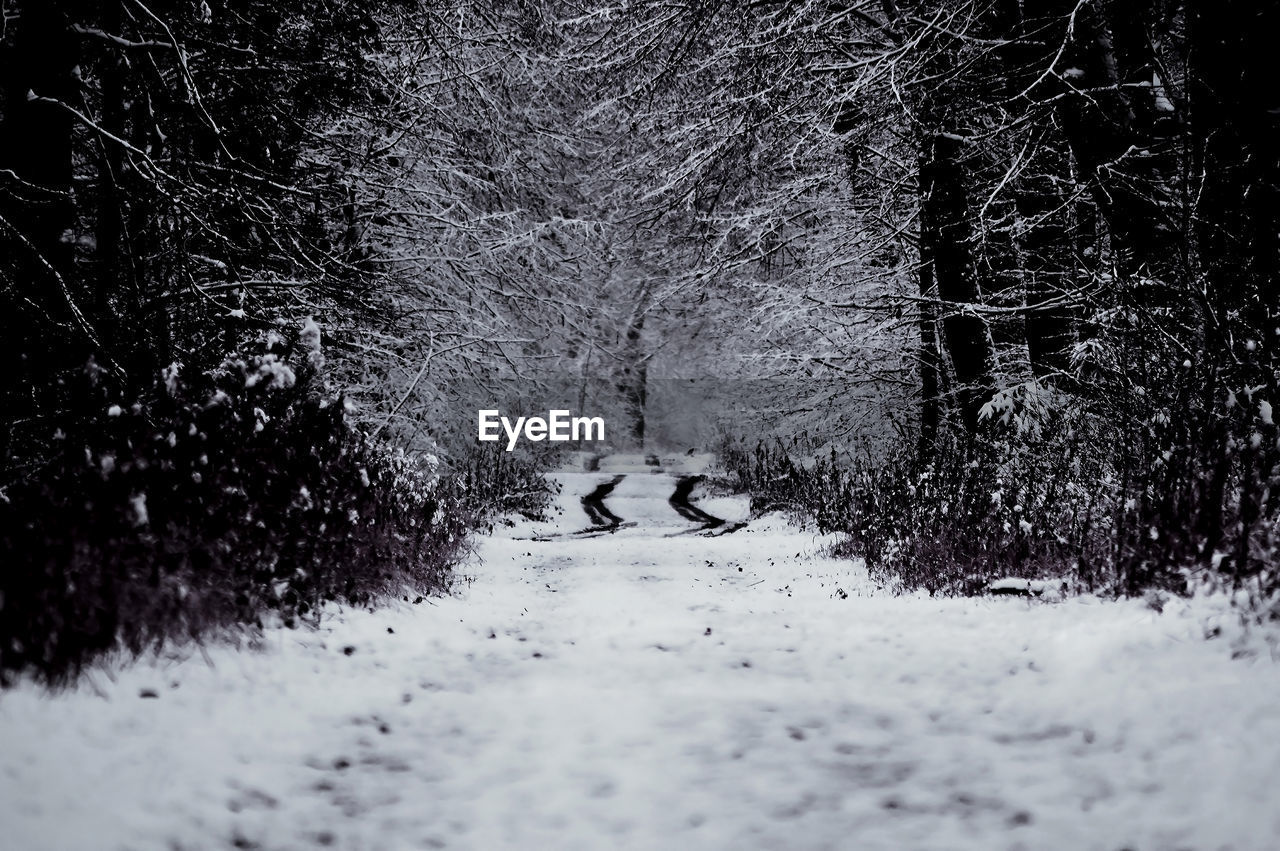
left=714, top=383, right=1266, bottom=600
left=718, top=432, right=1107, bottom=595
left=454, top=442, right=561, bottom=529
left=0, top=328, right=470, bottom=684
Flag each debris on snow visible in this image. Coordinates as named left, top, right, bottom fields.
left=986, top=577, right=1067, bottom=599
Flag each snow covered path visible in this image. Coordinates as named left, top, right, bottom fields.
left=3, top=455, right=1280, bottom=850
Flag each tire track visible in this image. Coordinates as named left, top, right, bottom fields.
left=581, top=474, right=626, bottom=528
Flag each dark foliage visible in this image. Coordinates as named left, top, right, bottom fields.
left=0, top=0, right=406, bottom=465
left=719, top=433, right=1100, bottom=595
left=456, top=444, right=561, bottom=528
left=719, top=406, right=1280, bottom=609
left=0, top=331, right=470, bottom=684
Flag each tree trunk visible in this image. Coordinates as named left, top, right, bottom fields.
left=1187, top=0, right=1280, bottom=562
left=919, top=133, right=995, bottom=433
left=620, top=312, right=646, bottom=448
left=95, top=1, right=131, bottom=374
left=987, top=3, right=1080, bottom=382
left=1017, top=134, right=1078, bottom=384
left=0, top=1, right=82, bottom=471
left=916, top=203, right=941, bottom=456
left=1041, top=0, right=1181, bottom=279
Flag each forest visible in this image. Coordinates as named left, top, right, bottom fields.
left=1, top=0, right=1278, bottom=681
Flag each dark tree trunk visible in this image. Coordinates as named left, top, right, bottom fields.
left=919, top=133, right=995, bottom=433
left=916, top=207, right=941, bottom=456
left=95, top=1, right=129, bottom=370
left=1040, top=0, right=1182, bottom=279
left=1186, top=0, right=1280, bottom=561
left=620, top=312, right=646, bottom=448
left=1017, top=133, right=1078, bottom=384
left=0, top=1, right=83, bottom=471
left=1, top=3, right=77, bottom=280
left=1189, top=0, right=1280, bottom=335
left=988, top=3, right=1080, bottom=382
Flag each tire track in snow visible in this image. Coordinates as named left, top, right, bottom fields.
left=581, top=474, right=626, bottom=528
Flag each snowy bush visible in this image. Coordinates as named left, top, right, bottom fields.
left=720, top=433, right=1096, bottom=594
left=717, top=390, right=1280, bottom=603
left=0, top=329, right=471, bottom=684
left=455, top=442, right=560, bottom=529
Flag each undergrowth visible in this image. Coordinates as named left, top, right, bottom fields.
left=0, top=326, right=554, bottom=684
left=717, top=388, right=1280, bottom=609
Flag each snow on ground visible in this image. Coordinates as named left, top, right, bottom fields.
left=2, top=455, right=1280, bottom=850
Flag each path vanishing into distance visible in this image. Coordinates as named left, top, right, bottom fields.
left=3, top=454, right=1280, bottom=850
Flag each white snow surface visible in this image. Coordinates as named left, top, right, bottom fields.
left=3, top=455, right=1280, bottom=850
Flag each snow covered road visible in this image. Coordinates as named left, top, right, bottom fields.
left=3, top=455, right=1280, bottom=850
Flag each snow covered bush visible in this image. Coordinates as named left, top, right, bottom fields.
left=0, top=328, right=470, bottom=684
left=720, top=433, right=1089, bottom=594
left=717, top=397, right=1258, bottom=600
left=715, top=439, right=858, bottom=534
left=833, top=430, right=1100, bottom=596
left=455, top=443, right=560, bottom=529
